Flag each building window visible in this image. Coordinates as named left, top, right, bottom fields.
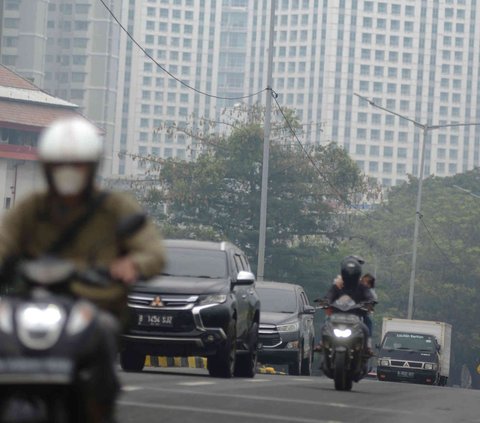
left=356, top=144, right=366, bottom=154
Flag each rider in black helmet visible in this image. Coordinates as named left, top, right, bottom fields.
left=325, top=255, right=373, bottom=304
left=321, top=255, right=375, bottom=355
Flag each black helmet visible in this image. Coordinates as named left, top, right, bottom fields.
left=340, top=256, right=362, bottom=289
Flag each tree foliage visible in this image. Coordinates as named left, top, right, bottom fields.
left=346, top=169, right=480, bottom=382
left=137, top=104, right=378, bottom=290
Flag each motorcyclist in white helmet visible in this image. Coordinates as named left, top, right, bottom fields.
left=0, top=117, right=166, bottom=422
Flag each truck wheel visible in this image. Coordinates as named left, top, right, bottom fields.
left=334, top=351, right=352, bottom=391
left=120, top=349, right=145, bottom=372
left=288, top=347, right=302, bottom=375
left=208, top=321, right=236, bottom=378
left=234, top=322, right=258, bottom=378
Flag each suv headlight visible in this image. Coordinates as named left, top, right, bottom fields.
left=199, top=294, right=227, bottom=305
left=424, top=363, right=438, bottom=370
left=277, top=322, right=299, bottom=332
left=379, top=359, right=390, bottom=366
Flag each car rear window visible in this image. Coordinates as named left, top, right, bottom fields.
left=163, top=248, right=228, bottom=278
left=256, top=287, right=297, bottom=313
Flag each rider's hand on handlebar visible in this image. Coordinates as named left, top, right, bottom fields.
left=110, top=256, right=138, bottom=285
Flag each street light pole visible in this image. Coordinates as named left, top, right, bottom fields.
left=408, top=125, right=427, bottom=319
left=354, top=92, right=480, bottom=319
left=257, top=0, right=275, bottom=281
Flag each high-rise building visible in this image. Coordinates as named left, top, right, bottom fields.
left=3, top=1, right=480, bottom=187
left=246, top=0, right=480, bottom=187
left=113, top=0, right=250, bottom=175
left=114, top=0, right=480, bottom=187
left=0, top=0, right=122, bottom=175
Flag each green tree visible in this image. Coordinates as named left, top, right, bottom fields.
left=346, top=169, right=480, bottom=384
left=143, top=105, right=377, bottom=287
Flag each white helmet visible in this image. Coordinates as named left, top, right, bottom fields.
left=38, top=117, right=103, bottom=163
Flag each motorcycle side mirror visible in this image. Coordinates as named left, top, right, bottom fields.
left=116, top=213, right=147, bottom=239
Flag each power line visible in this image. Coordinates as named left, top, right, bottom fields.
left=270, top=90, right=373, bottom=218
left=99, top=0, right=267, bottom=101
left=419, top=215, right=464, bottom=273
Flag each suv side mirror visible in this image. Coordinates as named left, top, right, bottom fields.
left=233, top=270, right=255, bottom=286
left=301, top=305, right=316, bottom=315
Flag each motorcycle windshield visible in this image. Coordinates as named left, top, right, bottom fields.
left=331, top=295, right=357, bottom=312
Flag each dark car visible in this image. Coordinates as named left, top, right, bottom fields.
left=256, top=281, right=316, bottom=375
left=120, top=239, right=260, bottom=378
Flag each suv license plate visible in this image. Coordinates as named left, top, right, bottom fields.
left=397, top=370, right=414, bottom=378
left=137, top=313, right=174, bottom=327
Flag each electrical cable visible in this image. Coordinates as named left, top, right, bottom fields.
left=419, top=216, right=464, bottom=273
left=270, top=89, right=373, bottom=217
left=99, top=0, right=268, bottom=101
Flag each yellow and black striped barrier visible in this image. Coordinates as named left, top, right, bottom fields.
left=144, top=356, right=287, bottom=375
left=145, top=356, right=207, bottom=368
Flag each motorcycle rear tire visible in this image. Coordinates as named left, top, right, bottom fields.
left=334, top=351, right=352, bottom=391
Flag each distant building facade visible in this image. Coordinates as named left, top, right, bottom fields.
left=0, top=64, right=85, bottom=211
left=3, top=0, right=480, bottom=187
left=0, top=0, right=122, bottom=175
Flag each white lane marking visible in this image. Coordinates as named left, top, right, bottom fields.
left=122, top=386, right=143, bottom=392
left=118, top=400, right=342, bottom=423
left=247, top=378, right=271, bottom=382
left=292, top=378, right=315, bottom=382
left=178, top=381, right=216, bottom=386
left=129, top=385, right=418, bottom=416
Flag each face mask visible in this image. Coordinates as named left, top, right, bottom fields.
left=51, top=166, right=89, bottom=196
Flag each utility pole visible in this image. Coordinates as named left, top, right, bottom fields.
left=257, top=0, right=275, bottom=281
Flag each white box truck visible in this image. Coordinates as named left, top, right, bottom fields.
left=376, top=318, right=452, bottom=386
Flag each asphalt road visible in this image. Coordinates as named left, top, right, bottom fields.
left=115, top=367, right=480, bottom=423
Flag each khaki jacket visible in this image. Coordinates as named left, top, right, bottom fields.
left=0, top=189, right=165, bottom=319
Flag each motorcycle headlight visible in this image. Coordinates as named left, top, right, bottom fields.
left=277, top=322, right=299, bottom=332
left=66, top=301, right=95, bottom=336
left=17, top=303, right=66, bottom=350
left=424, top=363, right=438, bottom=370
left=199, top=295, right=227, bottom=305
left=333, top=328, right=352, bottom=338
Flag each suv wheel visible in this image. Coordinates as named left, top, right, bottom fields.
left=208, top=320, right=236, bottom=378
left=234, top=322, right=258, bottom=378
left=301, top=342, right=313, bottom=376
left=288, top=346, right=302, bottom=376
left=120, top=349, right=145, bottom=372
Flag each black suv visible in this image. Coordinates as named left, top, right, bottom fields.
left=120, top=239, right=260, bottom=378
left=256, top=281, right=315, bottom=375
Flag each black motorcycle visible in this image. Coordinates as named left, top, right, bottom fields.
left=316, top=295, right=374, bottom=391
left=0, top=214, right=145, bottom=422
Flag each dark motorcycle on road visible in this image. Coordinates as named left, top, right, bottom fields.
left=0, top=214, right=145, bottom=422
left=316, top=295, right=374, bottom=391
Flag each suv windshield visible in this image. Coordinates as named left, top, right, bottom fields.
left=382, top=332, right=436, bottom=353
left=256, top=287, right=297, bottom=313
left=163, top=248, right=228, bottom=279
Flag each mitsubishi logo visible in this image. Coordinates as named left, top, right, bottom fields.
left=403, top=362, right=410, bottom=368
left=150, top=296, right=164, bottom=307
